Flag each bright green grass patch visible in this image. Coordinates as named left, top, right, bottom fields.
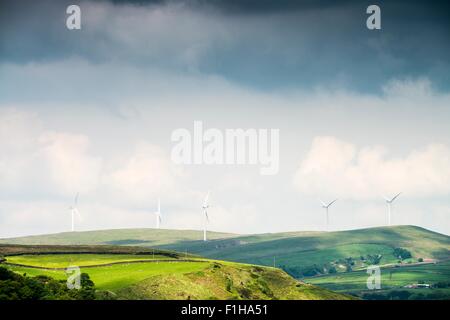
left=7, top=266, right=67, bottom=281
left=305, top=261, right=450, bottom=292
left=7, top=261, right=210, bottom=291
left=6, top=254, right=177, bottom=268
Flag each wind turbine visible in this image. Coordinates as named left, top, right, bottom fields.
left=383, top=192, right=401, bottom=226
left=319, top=198, right=338, bottom=231
left=154, top=198, right=162, bottom=229
left=202, top=191, right=210, bottom=241
left=69, top=192, right=80, bottom=232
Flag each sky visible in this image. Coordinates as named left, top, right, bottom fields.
left=0, top=0, right=449, bottom=237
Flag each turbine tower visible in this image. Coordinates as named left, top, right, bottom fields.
left=154, top=198, right=162, bottom=229
left=69, top=192, right=80, bottom=232
left=202, top=191, right=210, bottom=241
left=383, top=192, right=401, bottom=226
left=320, top=198, right=338, bottom=231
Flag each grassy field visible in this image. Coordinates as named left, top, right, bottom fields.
left=6, top=262, right=350, bottom=299
left=305, top=260, right=450, bottom=299
left=7, top=261, right=209, bottom=291
left=0, top=246, right=352, bottom=300
left=2, top=226, right=448, bottom=274
left=5, top=254, right=180, bottom=268
left=116, top=262, right=351, bottom=300
left=2, top=225, right=448, bottom=299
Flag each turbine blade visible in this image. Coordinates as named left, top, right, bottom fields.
left=328, top=199, right=338, bottom=207
left=158, top=198, right=161, bottom=213
left=319, top=199, right=326, bottom=207
left=205, top=210, right=209, bottom=222
left=203, top=191, right=210, bottom=207
left=391, top=192, right=402, bottom=202
left=74, top=192, right=79, bottom=206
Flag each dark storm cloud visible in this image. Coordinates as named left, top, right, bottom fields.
left=111, top=0, right=450, bottom=15
left=0, top=0, right=449, bottom=93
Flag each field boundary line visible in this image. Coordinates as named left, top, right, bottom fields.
left=2, top=259, right=210, bottom=270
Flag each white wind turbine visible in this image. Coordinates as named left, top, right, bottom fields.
left=383, top=192, right=401, bottom=226
left=320, top=198, right=338, bottom=231
left=202, top=191, right=210, bottom=241
left=69, top=192, right=80, bottom=232
left=154, top=198, right=162, bottom=229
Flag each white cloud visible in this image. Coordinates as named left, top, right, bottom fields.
left=105, top=141, right=186, bottom=204
left=0, top=109, right=185, bottom=203
left=0, top=109, right=101, bottom=195
left=37, top=131, right=102, bottom=193
left=382, top=77, right=433, bottom=98
left=294, top=136, right=450, bottom=199
left=0, top=200, right=69, bottom=238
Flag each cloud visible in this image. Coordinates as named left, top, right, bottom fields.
left=2, top=0, right=449, bottom=92
left=294, top=136, right=450, bottom=200
left=105, top=141, right=186, bottom=204
left=0, top=199, right=70, bottom=237
left=37, top=131, right=103, bottom=193
left=0, top=109, right=184, bottom=203
left=0, top=109, right=101, bottom=195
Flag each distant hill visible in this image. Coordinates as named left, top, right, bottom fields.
left=1, top=226, right=449, bottom=277
left=0, top=228, right=236, bottom=246
left=160, top=226, right=450, bottom=274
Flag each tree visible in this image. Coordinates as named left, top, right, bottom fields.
left=0, top=267, right=99, bottom=300
left=393, top=248, right=412, bottom=260
left=366, top=254, right=383, bottom=265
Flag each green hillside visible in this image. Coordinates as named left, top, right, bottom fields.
left=116, top=263, right=348, bottom=300
left=1, top=226, right=447, bottom=300
left=1, top=226, right=448, bottom=279
left=161, top=226, right=450, bottom=276
left=0, top=245, right=351, bottom=300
